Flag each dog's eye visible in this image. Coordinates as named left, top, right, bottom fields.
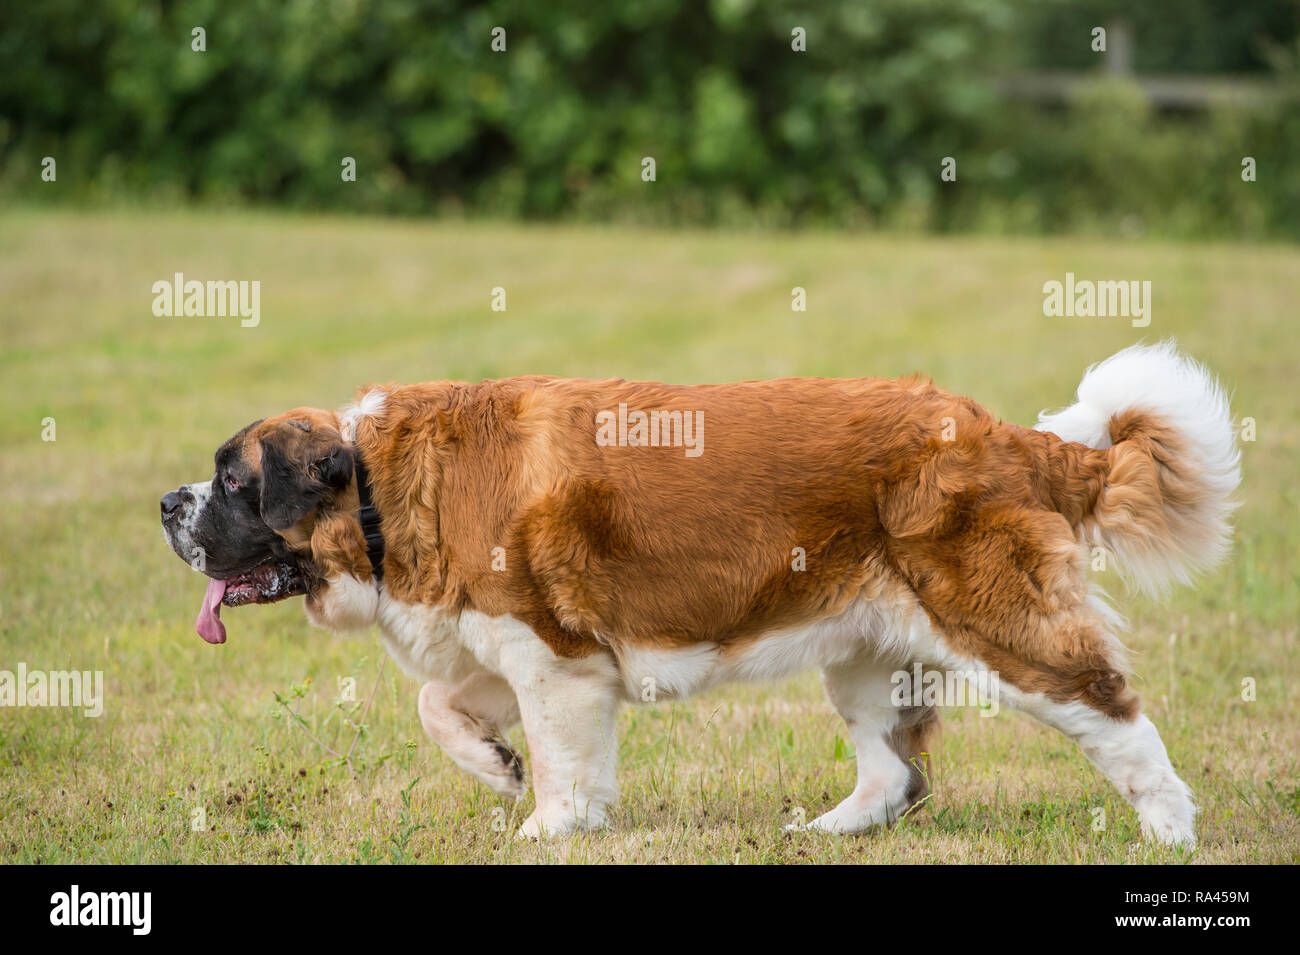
left=224, top=475, right=241, bottom=493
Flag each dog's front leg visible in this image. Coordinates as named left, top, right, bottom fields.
left=493, top=634, right=622, bottom=839
left=418, top=672, right=525, bottom=799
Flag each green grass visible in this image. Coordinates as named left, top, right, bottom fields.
left=1, top=208, right=1297, bottom=863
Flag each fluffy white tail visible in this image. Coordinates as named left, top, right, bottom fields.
left=1037, top=341, right=1242, bottom=595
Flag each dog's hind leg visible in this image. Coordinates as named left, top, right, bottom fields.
left=418, top=672, right=526, bottom=798
left=924, top=597, right=1197, bottom=847
left=995, top=679, right=1197, bottom=847
left=804, top=653, right=938, bottom=833
left=891, top=499, right=1198, bottom=847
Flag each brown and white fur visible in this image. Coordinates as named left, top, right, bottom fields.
left=161, top=342, right=1240, bottom=845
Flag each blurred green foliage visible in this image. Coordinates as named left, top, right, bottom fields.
left=1, top=0, right=1298, bottom=238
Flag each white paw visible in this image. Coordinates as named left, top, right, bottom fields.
left=514, top=811, right=545, bottom=841
left=804, top=809, right=866, bottom=833
left=784, top=810, right=867, bottom=834
left=1134, top=778, right=1197, bottom=848
left=514, top=804, right=607, bottom=840
left=477, top=739, right=527, bottom=799
left=515, top=810, right=574, bottom=841
left=788, top=792, right=907, bottom=834
left=484, top=770, right=527, bottom=800
left=1139, top=812, right=1197, bottom=849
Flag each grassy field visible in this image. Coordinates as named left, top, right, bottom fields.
left=0, top=208, right=1297, bottom=864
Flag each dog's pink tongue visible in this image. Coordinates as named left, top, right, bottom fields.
left=196, top=577, right=228, bottom=644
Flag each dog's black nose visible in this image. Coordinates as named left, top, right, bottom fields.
left=161, top=489, right=193, bottom=519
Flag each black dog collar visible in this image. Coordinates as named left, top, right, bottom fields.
left=354, top=455, right=385, bottom=583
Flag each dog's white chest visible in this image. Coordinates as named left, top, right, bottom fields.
left=375, top=593, right=481, bottom=684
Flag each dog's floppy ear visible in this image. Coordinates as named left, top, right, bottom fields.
left=258, top=420, right=354, bottom=531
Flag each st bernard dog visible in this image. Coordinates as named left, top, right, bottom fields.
left=161, top=342, right=1239, bottom=845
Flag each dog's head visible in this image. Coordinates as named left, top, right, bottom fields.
left=160, top=409, right=355, bottom=643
